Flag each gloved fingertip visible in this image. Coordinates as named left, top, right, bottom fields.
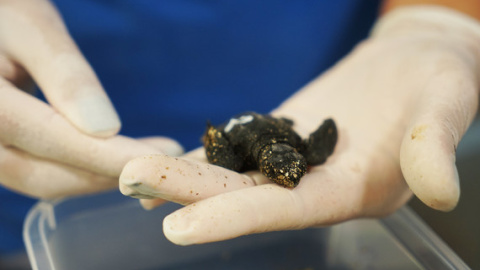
left=400, top=124, right=460, bottom=211
left=118, top=182, right=151, bottom=199
left=119, top=182, right=132, bottom=195
left=140, top=198, right=166, bottom=210
left=404, top=160, right=460, bottom=212
left=162, top=141, right=184, bottom=157
left=140, top=137, right=184, bottom=157
left=414, top=176, right=460, bottom=212
left=163, top=212, right=197, bottom=246
left=74, top=95, right=121, bottom=137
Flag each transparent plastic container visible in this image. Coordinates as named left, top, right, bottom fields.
left=23, top=191, right=469, bottom=270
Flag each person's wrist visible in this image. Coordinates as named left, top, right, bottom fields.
left=372, top=6, right=480, bottom=42
left=371, top=5, right=480, bottom=72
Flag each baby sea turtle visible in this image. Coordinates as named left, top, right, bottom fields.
left=203, top=112, right=337, bottom=188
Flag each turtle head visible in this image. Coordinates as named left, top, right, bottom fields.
left=257, top=143, right=307, bottom=188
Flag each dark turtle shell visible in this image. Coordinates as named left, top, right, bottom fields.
left=203, top=112, right=337, bottom=187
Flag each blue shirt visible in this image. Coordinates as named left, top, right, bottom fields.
left=0, top=0, right=380, bottom=253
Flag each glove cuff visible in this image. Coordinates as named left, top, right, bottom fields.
left=371, top=5, right=480, bottom=41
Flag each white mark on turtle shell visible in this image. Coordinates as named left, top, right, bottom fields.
left=225, top=115, right=254, bottom=133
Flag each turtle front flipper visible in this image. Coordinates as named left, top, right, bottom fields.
left=302, top=119, right=338, bottom=165
left=203, top=123, right=244, bottom=171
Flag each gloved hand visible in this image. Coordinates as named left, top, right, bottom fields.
left=0, top=0, right=182, bottom=198
left=120, top=6, right=480, bottom=245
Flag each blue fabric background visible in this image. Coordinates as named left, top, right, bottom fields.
left=0, top=0, right=380, bottom=253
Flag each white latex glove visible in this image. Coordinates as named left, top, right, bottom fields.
left=120, top=6, right=480, bottom=245
left=0, top=0, right=183, bottom=198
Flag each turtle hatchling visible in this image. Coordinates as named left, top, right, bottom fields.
left=203, top=112, right=338, bottom=188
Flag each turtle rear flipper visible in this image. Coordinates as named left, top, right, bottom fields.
left=302, top=119, right=338, bottom=165
left=203, top=123, right=244, bottom=171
